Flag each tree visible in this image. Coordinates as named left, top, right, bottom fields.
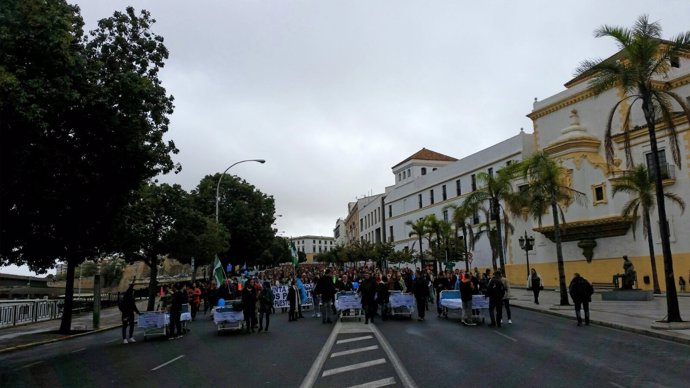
left=444, top=202, right=478, bottom=272
left=406, top=217, right=430, bottom=264
left=193, top=174, right=276, bottom=269
left=462, top=166, right=519, bottom=275
left=575, top=15, right=690, bottom=321
left=0, top=3, right=178, bottom=333
left=612, top=164, right=685, bottom=294
left=517, top=151, right=586, bottom=306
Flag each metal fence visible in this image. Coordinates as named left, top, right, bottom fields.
left=0, top=299, right=63, bottom=328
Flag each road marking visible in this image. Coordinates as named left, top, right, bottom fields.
left=369, top=323, right=418, bottom=388
left=493, top=331, right=518, bottom=342
left=609, top=382, right=626, bottom=388
left=299, top=320, right=343, bottom=388
left=336, top=335, right=373, bottom=344
left=322, top=358, right=386, bottom=377
left=331, top=345, right=379, bottom=358
left=20, top=361, right=43, bottom=369
left=70, top=348, right=86, bottom=353
left=347, top=377, right=397, bottom=388
left=151, top=355, right=185, bottom=371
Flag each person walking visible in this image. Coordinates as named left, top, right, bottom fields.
left=169, top=283, right=186, bottom=339
left=376, top=276, right=391, bottom=321
left=119, top=283, right=140, bottom=344
left=569, top=273, right=594, bottom=326
left=359, top=272, right=377, bottom=324
left=527, top=268, right=543, bottom=304
left=242, top=278, right=258, bottom=333
left=315, top=268, right=337, bottom=324
left=487, top=271, right=506, bottom=328
left=288, top=280, right=298, bottom=322
left=433, top=272, right=451, bottom=317
left=258, top=281, right=274, bottom=332
left=459, top=273, right=475, bottom=326
left=501, top=273, right=512, bottom=324
left=413, top=271, right=430, bottom=322
left=205, top=281, right=218, bottom=315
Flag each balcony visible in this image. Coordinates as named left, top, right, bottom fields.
left=609, top=164, right=676, bottom=187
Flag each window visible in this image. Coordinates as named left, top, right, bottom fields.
left=592, top=183, right=607, bottom=205
left=430, top=189, right=435, bottom=204
left=442, top=185, right=447, bottom=201
left=471, top=174, right=477, bottom=191
left=418, top=194, right=423, bottom=208
left=398, top=173, right=402, bottom=181
left=443, top=210, right=448, bottom=222
left=388, top=205, right=392, bottom=218
left=407, top=168, right=411, bottom=177
left=389, top=226, right=394, bottom=242
left=488, top=167, right=493, bottom=176
left=671, top=55, right=679, bottom=68
left=313, top=240, right=315, bottom=244
left=456, top=179, right=461, bottom=196
left=473, top=210, right=480, bottom=224
left=432, top=168, right=437, bottom=172
left=421, top=167, right=427, bottom=175
left=645, top=149, right=670, bottom=179
left=360, top=219, right=363, bottom=230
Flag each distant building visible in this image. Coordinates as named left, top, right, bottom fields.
left=291, top=235, right=336, bottom=263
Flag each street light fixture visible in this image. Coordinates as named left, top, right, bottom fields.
left=518, top=231, right=535, bottom=278
left=215, top=159, right=266, bottom=222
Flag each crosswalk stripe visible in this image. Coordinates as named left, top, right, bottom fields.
left=347, top=377, right=397, bottom=388
left=336, top=335, right=373, bottom=344
left=330, top=345, right=379, bottom=358
left=322, top=358, right=386, bottom=377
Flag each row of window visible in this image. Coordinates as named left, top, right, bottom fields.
left=397, top=166, right=440, bottom=182
left=296, top=239, right=335, bottom=245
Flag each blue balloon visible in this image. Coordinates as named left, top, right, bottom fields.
left=352, top=281, right=359, bottom=290
left=217, top=299, right=225, bottom=306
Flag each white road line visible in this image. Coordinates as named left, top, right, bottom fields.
left=336, top=335, right=373, bottom=344
left=70, top=348, right=86, bottom=353
left=347, top=377, right=397, bottom=388
left=609, top=382, right=626, bottom=388
left=331, top=345, right=379, bottom=358
left=493, top=331, right=518, bottom=342
left=151, top=355, right=185, bottom=371
left=299, top=320, right=343, bottom=388
left=20, top=361, right=43, bottom=370
left=369, top=323, right=417, bottom=388
left=322, top=358, right=387, bottom=377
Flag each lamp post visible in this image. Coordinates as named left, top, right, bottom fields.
left=518, top=231, right=535, bottom=278
left=215, top=159, right=266, bottom=222
left=93, top=261, right=101, bottom=330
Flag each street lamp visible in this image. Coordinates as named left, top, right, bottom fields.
left=518, top=231, right=535, bottom=278
left=215, top=159, right=266, bottom=222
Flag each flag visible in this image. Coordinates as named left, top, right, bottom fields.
left=290, top=242, right=298, bottom=267
left=159, top=286, right=164, bottom=296
left=213, top=256, right=226, bottom=286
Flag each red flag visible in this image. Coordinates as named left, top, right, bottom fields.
left=159, top=286, right=164, bottom=296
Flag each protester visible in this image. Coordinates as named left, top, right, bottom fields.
left=413, top=270, right=429, bottom=322
left=258, top=281, right=274, bottom=332
left=315, top=268, right=337, bottom=323
left=527, top=268, right=543, bottom=304
left=288, top=280, right=299, bottom=322
left=376, top=276, right=390, bottom=321
left=487, top=271, right=506, bottom=327
left=433, top=272, right=451, bottom=317
left=205, top=281, right=218, bottom=315
left=242, top=278, right=258, bottom=333
left=120, top=283, right=140, bottom=344
left=169, top=283, right=187, bottom=339
left=459, top=273, right=475, bottom=326
left=569, top=273, right=594, bottom=326
left=359, top=272, right=377, bottom=324
left=501, top=273, right=513, bottom=324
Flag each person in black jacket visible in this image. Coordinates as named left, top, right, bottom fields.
left=120, top=284, right=140, bottom=344
left=169, top=283, right=187, bottom=339
left=242, top=278, right=258, bottom=333
left=413, top=271, right=430, bottom=321
left=433, top=273, right=451, bottom=317
left=315, top=268, right=337, bottom=324
left=459, top=273, right=476, bottom=326
left=569, top=273, right=594, bottom=326
left=358, top=272, right=377, bottom=324
left=376, top=276, right=391, bottom=321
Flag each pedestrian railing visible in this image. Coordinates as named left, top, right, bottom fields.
left=0, top=299, right=63, bottom=328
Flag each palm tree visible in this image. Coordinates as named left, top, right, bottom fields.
left=474, top=207, right=514, bottom=273
left=518, top=151, right=586, bottom=306
left=612, top=164, right=685, bottom=294
left=406, top=217, right=430, bottom=265
left=575, top=15, right=690, bottom=321
left=444, top=202, right=477, bottom=272
left=463, top=165, right=519, bottom=275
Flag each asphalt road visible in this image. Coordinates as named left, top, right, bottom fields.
left=1, top=307, right=689, bottom=387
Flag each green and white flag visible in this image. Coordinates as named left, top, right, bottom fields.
left=213, top=255, right=226, bottom=286
left=290, top=242, right=298, bottom=267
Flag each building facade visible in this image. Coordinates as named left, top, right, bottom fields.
left=291, top=235, right=336, bottom=263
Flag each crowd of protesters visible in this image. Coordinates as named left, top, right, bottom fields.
left=126, top=262, right=553, bottom=344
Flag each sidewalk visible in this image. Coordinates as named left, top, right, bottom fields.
left=0, top=300, right=147, bottom=354
left=510, top=288, right=690, bottom=345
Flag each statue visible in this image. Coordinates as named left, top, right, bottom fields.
left=613, top=256, right=636, bottom=289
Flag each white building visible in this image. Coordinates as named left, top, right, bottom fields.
left=291, top=235, right=336, bottom=263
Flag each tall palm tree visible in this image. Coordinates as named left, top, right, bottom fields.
left=406, top=217, right=430, bottom=265
left=575, top=15, right=690, bottom=321
left=612, top=164, right=685, bottom=294
left=444, top=202, right=477, bottom=272
left=475, top=207, right=514, bottom=273
left=518, top=151, right=586, bottom=306
left=463, top=165, right=519, bottom=275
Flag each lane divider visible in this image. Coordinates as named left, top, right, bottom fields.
left=151, top=355, right=185, bottom=371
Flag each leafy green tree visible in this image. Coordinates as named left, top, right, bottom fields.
left=192, top=174, right=276, bottom=269
left=517, top=151, right=586, bottom=305
left=444, top=202, right=477, bottom=272
left=405, top=217, right=430, bottom=263
left=612, top=164, right=685, bottom=294
left=463, top=166, right=519, bottom=275
left=0, top=3, right=178, bottom=332
left=575, top=15, right=690, bottom=321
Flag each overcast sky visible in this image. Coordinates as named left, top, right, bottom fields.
left=4, top=1, right=690, bottom=276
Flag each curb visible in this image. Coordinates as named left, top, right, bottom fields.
left=513, top=303, right=690, bottom=346
left=0, top=324, right=121, bottom=355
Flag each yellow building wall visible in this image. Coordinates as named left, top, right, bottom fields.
left=505, top=252, right=690, bottom=292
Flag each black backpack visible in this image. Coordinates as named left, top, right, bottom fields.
left=488, top=279, right=506, bottom=299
